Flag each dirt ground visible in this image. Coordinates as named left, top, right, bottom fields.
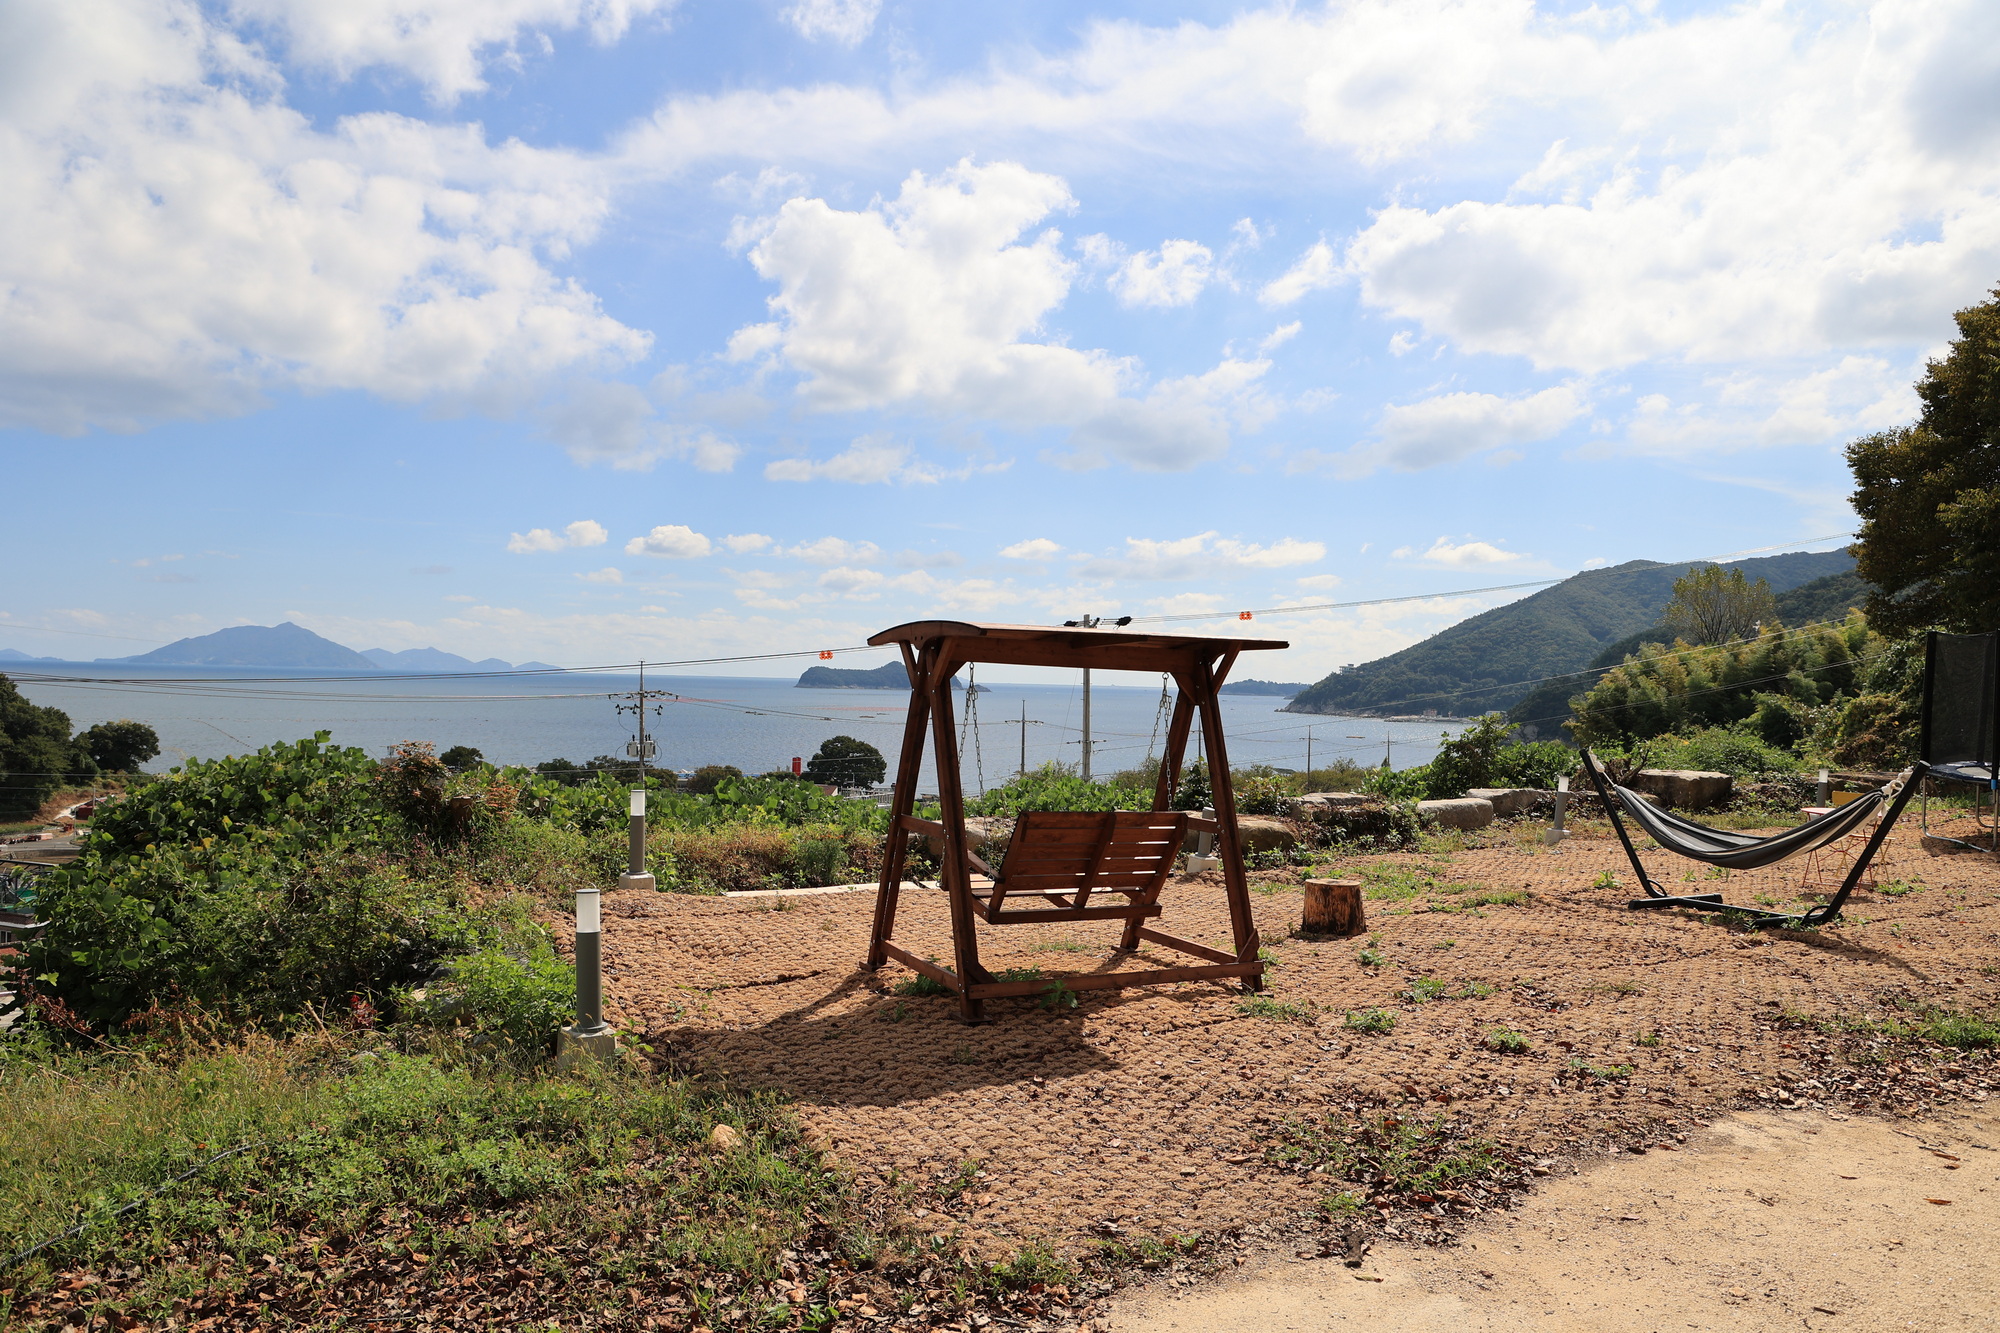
left=594, top=809, right=2000, bottom=1256
left=1111, top=1103, right=2000, bottom=1332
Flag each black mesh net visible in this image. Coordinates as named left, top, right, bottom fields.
left=1923, top=632, right=1999, bottom=767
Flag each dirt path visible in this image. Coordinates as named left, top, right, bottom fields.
left=1111, top=1105, right=2000, bottom=1332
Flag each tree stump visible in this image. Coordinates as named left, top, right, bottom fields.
left=1302, top=878, right=1365, bottom=937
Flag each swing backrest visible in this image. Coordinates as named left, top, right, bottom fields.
left=990, top=810, right=1192, bottom=913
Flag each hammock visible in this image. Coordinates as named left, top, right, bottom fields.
left=1580, top=751, right=1925, bottom=928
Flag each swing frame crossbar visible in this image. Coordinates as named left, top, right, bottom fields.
left=861, top=619, right=1287, bottom=1023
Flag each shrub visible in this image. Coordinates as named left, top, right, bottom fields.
left=414, top=925, right=575, bottom=1059
left=1641, top=727, right=1803, bottom=778
left=30, top=845, right=483, bottom=1029
left=686, top=764, right=745, bottom=795
left=1235, top=774, right=1288, bottom=815
left=967, top=764, right=1133, bottom=818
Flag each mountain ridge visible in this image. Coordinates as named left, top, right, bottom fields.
left=1284, top=549, right=1856, bottom=720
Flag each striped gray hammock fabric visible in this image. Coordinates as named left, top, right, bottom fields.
left=1580, top=752, right=1925, bottom=927
left=1601, top=774, right=1893, bottom=870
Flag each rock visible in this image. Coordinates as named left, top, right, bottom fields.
left=1626, top=769, right=1733, bottom=810
left=708, top=1123, right=747, bottom=1154
left=925, top=815, right=1012, bottom=861
left=1282, top=791, right=1375, bottom=819
left=1233, top=816, right=1297, bottom=853
left=1416, top=797, right=1496, bottom=831
left=1466, top=787, right=1553, bottom=817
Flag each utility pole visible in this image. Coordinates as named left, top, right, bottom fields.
left=1019, top=700, right=1027, bottom=777
left=1305, top=727, right=1313, bottom=782
left=1082, top=666, right=1092, bottom=781
left=1058, top=612, right=1128, bottom=782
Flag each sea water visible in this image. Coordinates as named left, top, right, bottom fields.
left=9, top=663, right=1467, bottom=792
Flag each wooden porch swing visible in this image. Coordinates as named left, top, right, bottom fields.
left=862, top=619, right=1288, bottom=1023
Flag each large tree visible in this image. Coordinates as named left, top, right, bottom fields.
left=0, top=674, right=97, bottom=813
left=803, top=735, right=886, bottom=788
left=79, top=719, right=160, bottom=773
left=1661, top=564, right=1778, bottom=645
left=1848, top=287, right=2000, bottom=636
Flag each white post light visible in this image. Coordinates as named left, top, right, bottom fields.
left=1816, top=768, right=1832, bottom=807
left=1544, top=774, right=1571, bottom=846
left=558, top=880, right=615, bottom=1069
left=620, top=787, right=655, bottom=892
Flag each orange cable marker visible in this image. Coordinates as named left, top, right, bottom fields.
left=818, top=650, right=834, bottom=660
left=1239, top=611, right=1253, bottom=620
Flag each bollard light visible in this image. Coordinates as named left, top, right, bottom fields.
left=620, top=787, right=656, bottom=892
left=1545, top=775, right=1571, bottom=846
left=1816, top=768, right=1832, bottom=807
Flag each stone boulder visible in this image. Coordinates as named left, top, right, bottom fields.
left=1626, top=769, right=1733, bottom=811
left=1282, top=791, right=1376, bottom=819
left=1467, top=787, right=1552, bottom=817
left=925, top=815, right=1012, bottom=862
left=1417, top=797, right=1496, bottom=831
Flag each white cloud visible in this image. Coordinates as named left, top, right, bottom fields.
left=0, top=2, right=646, bottom=436
left=1000, top=538, right=1063, bottom=561
left=1341, top=3, right=2000, bottom=373
left=1392, top=536, right=1523, bottom=568
left=778, top=536, right=881, bottom=566
left=1295, top=573, right=1343, bottom=591
left=624, top=524, right=713, bottom=558
left=1388, top=331, right=1418, bottom=356
left=1108, top=240, right=1214, bottom=309
left=782, top=0, right=879, bottom=47
left=1296, top=385, right=1583, bottom=478
left=1260, top=322, right=1302, bottom=352
left=723, top=533, right=773, bottom=553
left=542, top=381, right=741, bottom=472
left=1260, top=241, right=1339, bottom=306
left=764, top=435, right=956, bottom=484
left=506, top=519, right=607, bottom=553
left=817, top=566, right=885, bottom=595
left=731, top=160, right=1255, bottom=470
left=1064, top=357, right=1272, bottom=472
left=1078, top=531, right=1325, bottom=581
left=736, top=160, right=1105, bottom=416
left=228, top=0, right=679, bottom=103
left=577, top=566, right=624, bottom=583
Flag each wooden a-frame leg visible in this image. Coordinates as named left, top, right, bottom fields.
left=1196, top=655, right=1264, bottom=990
left=866, top=644, right=933, bottom=969
left=926, top=653, right=988, bottom=1022
left=1124, top=684, right=1196, bottom=951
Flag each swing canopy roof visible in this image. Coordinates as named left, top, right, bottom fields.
left=866, top=620, right=1288, bottom=674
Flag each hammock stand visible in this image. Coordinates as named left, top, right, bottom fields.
left=1579, top=750, right=1925, bottom=928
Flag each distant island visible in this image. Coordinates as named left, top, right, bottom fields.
left=0, top=622, right=564, bottom=672
left=1218, top=679, right=1308, bottom=697
left=797, top=662, right=977, bottom=690
left=110, top=622, right=378, bottom=670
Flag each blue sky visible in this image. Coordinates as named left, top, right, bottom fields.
left=3, top=0, right=1993, bottom=679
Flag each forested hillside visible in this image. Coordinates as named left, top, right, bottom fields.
left=1503, top=567, right=1874, bottom=735
left=1284, top=549, right=1854, bottom=720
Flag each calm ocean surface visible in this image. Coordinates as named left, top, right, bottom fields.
left=10, top=663, right=1468, bottom=792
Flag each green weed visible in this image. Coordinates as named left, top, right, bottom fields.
left=1266, top=1113, right=1505, bottom=1199
left=1343, top=1008, right=1398, bottom=1035
left=1238, top=997, right=1316, bottom=1023
left=1485, top=1028, right=1531, bottom=1054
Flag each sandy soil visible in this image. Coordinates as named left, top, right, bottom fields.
left=1111, top=1103, right=2000, bottom=1332
left=589, top=810, right=2000, bottom=1256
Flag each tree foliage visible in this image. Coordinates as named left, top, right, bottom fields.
left=1849, top=286, right=2000, bottom=636
left=1569, top=613, right=1881, bottom=750
left=802, top=735, right=886, bottom=788
left=439, top=745, right=484, bottom=770
left=1662, top=564, right=1778, bottom=645
left=685, top=764, right=744, bottom=795
left=0, top=673, right=97, bottom=813
left=79, top=720, right=160, bottom=774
